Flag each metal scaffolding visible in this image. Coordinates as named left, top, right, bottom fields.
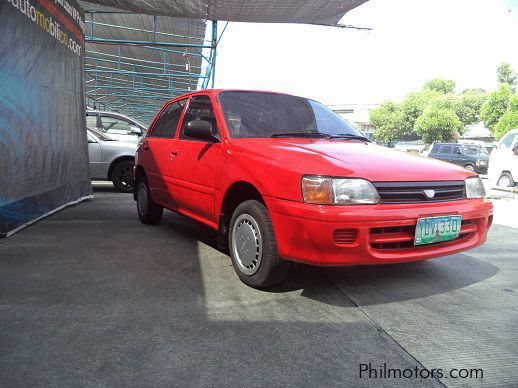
left=83, top=11, right=219, bottom=123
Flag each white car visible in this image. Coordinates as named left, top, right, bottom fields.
left=488, top=128, right=518, bottom=187
left=86, top=110, right=147, bottom=143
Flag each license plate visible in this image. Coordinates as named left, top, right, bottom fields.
left=414, top=215, right=462, bottom=245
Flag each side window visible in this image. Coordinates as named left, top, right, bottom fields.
left=438, top=145, right=452, bottom=154
left=86, top=114, right=98, bottom=128
left=430, top=144, right=440, bottom=153
left=180, top=96, right=219, bottom=140
left=452, top=145, right=461, bottom=155
left=149, top=99, right=187, bottom=138
left=100, top=115, right=132, bottom=135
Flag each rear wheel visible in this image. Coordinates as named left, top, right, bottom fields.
left=111, top=160, right=135, bottom=193
left=229, top=200, right=290, bottom=288
left=497, top=172, right=515, bottom=188
left=136, top=177, right=163, bottom=224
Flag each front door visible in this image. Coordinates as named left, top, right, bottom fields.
left=166, top=95, right=222, bottom=223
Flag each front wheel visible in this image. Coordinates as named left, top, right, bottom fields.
left=111, top=160, right=135, bottom=193
left=465, top=164, right=475, bottom=172
left=229, top=200, right=290, bottom=288
left=136, top=177, right=163, bottom=224
left=497, top=172, right=515, bottom=188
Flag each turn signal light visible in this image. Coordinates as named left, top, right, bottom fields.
left=302, top=176, right=333, bottom=204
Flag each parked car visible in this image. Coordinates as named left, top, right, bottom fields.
left=427, top=142, right=489, bottom=174
left=87, top=126, right=136, bottom=192
left=488, top=128, right=518, bottom=187
left=134, top=90, right=492, bottom=288
left=86, top=109, right=147, bottom=143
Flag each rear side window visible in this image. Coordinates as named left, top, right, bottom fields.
left=86, top=115, right=97, bottom=127
left=180, top=96, right=219, bottom=140
left=430, top=144, right=440, bottom=153
left=438, top=145, right=452, bottom=154
left=150, top=99, right=187, bottom=138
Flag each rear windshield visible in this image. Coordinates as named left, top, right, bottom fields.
left=218, top=91, right=361, bottom=138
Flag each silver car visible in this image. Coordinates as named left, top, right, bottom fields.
left=87, top=127, right=136, bottom=193
left=86, top=110, right=147, bottom=143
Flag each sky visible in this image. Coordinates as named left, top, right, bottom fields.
left=213, top=0, right=518, bottom=106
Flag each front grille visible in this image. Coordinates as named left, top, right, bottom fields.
left=370, top=219, right=477, bottom=250
left=333, top=228, right=358, bottom=245
left=373, top=181, right=466, bottom=204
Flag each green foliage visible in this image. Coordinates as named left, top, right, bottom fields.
left=480, top=84, right=513, bottom=131
left=414, top=106, right=462, bottom=144
left=453, top=90, right=487, bottom=127
left=370, top=102, right=406, bottom=143
left=423, top=79, right=456, bottom=94
left=400, top=90, right=439, bottom=131
left=494, top=95, right=518, bottom=140
left=496, top=63, right=517, bottom=91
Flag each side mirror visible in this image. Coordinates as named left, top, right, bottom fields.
left=513, top=144, right=518, bottom=156
left=184, top=120, right=218, bottom=142
left=130, top=126, right=142, bottom=135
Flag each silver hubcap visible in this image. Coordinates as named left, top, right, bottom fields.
left=466, top=165, right=475, bottom=171
left=498, top=176, right=511, bottom=187
left=231, top=214, right=262, bottom=276
left=137, top=183, right=148, bottom=215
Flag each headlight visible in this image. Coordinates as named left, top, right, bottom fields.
left=465, top=176, right=485, bottom=198
left=302, top=176, right=380, bottom=205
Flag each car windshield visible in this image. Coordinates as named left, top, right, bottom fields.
left=462, top=144, right=488, bottom=156
left=219, top=91, right=363, bottom=139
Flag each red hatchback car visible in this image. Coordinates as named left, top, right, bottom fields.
left=134, top=90, right=493, bottom=288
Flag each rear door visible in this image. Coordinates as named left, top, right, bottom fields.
left=165, top=95, right=223, bottom=223
left=436, top=144, right=452, bottom=162
left=87, top=132, right=102, bottom=178
left=139, top=99, right=187, bottom=205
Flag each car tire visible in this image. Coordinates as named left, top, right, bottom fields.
left=136, top=177, right=163, bottom=224
left=229, top=200, right=290, bottom=288
left=465, top=164, right=475, bottom=172
left=497, top=172, right=515, bottom=188
left=111, top=160, right=135, bottom=193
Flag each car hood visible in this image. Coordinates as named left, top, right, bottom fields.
left=229, top=138, right=473, bottom=181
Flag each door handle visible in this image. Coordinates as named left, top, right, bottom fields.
left=170, top=150, right=178, bottom=156
left=142, top=144, right=149, bottom=151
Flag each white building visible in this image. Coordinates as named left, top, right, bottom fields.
left=329, top=103, right=380, bottom=139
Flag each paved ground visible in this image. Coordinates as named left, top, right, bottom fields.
left=1, top=184, right=517, bottom=387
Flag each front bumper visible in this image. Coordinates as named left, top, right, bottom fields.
left=264, top=197, right=493, bottom=266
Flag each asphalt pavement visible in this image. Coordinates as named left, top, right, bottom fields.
left=0, top=184, right=516, bottom=387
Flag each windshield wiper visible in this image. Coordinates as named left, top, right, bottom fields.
left=271, top=132, right=330, bottom=138
left=327, top=133, right=370, bottom=142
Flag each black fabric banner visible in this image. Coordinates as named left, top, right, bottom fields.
left=0, top=0, right=92, bottom=237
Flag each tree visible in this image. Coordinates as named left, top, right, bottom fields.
left=414, top=106, right=462, bottom=144
left=453, top=89, right=487, bottom=127
left=497, top=63, right=517, bottom=91
left=494, top=95, right=518, bottom=140
left=480, top=84, right=513, bottom=131
left=400, top=89, right=440, bottom=132
left=370, top=102, right=406, bottom=143
left=423, top=78, right=456, bottom=94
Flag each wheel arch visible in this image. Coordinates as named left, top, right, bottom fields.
left=218, top=181, right=264, bottom=249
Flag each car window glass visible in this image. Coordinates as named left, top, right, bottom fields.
left=500, top=133, right=518, bottom=149
left=180, top=96, right=219, bottom=140
left=100, top=115, right=133, bottom=135
left=150, top=99, right=187, bottom=138
left=86, top=115, right=97, bottom=127
left=463, top=145, right=479, bottom=156
left=430, top=144, right=440, bottom=153
left=219, top=91, right=360, bottom=138
left=438, top=145, right=452, bottom=154
left=452, top=145, right=461, bottom=154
